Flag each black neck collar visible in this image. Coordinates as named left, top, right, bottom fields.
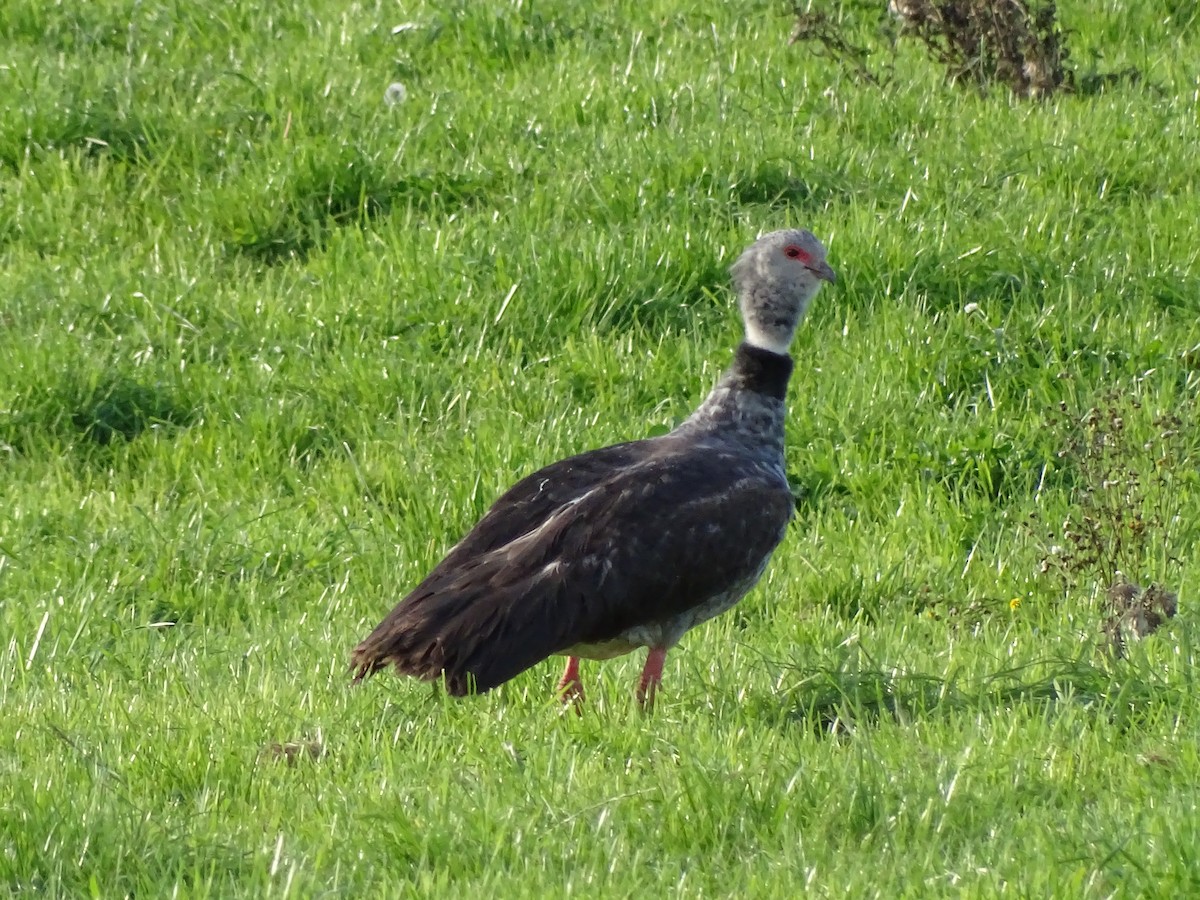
left=731, top=343, right=793, bottom=400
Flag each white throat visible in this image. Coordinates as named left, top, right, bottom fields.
left=743, top=322, right=792, bottom=356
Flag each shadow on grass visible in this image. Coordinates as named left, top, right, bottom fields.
left=787, top=466, right=855, bottom=513
left=726, top=162, right=852, bottom=211
left=681, top=161, right=854, bottom=215
left=69, top=375, right=196, bottom=445
left=757, top=656, right=1172, bottom=738
left=228, top=163, right=497, bottom=265
left=0, top=107, right=156, bottom=171
left=401, top=4, right=618, bottom=74
left=3, top=374, right=196, bottom=454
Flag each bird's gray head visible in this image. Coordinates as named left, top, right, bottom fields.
left=730, top=229, right=836, bottom=355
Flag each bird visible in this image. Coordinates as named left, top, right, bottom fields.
left=350, top=228, right=836, bottom=707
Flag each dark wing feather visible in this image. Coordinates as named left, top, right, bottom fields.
left=434, top=440, right=649, bottom=571
left=350, top=438, right=793, bottom=694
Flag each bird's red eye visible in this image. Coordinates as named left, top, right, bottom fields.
left=783, top=245, right=810, bottom=262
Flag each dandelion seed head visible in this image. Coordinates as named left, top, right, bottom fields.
left=384, top=82, right=408, bottom=106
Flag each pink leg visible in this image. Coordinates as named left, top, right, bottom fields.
left=557, top=656, right=585, bottom=709
left=636, top=647, right=667, bottom=709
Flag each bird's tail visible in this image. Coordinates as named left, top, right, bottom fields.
left=349, top=597, right=474, bottom=692
left=350, top=571, right=576, bottom=696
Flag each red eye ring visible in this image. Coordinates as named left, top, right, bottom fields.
left=783, top=245, right=810, bottom=262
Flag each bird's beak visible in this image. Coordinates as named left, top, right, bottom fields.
left=808, top=261, right=837, bottom=284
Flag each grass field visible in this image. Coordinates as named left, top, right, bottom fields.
left=3, top=0, right=1200, bottom=895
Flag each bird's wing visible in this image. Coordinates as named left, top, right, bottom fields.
left=350, top=443, right=794, bottom=694
left=434, top=440, right=650, bottom=570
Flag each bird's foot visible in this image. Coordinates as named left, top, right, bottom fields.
left=557, top=656, right=585, bottom=714
left=636, top=646, right=666, bottom=711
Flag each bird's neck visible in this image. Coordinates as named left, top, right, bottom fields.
left=676, top=343, right=793, bottom=460
left=742, top=322, right=794, bottom=356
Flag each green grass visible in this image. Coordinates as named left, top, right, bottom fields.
left=3, top=0, right=1200, bottom=895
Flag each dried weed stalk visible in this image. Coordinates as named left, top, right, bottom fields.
left=1030, top=389, right=1194, bottom=653
left=887, top=0, right=1071, bottom=96
left=791, top=0, right=1074, bottom=97
left=789, top=9, right=885, bottom=86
